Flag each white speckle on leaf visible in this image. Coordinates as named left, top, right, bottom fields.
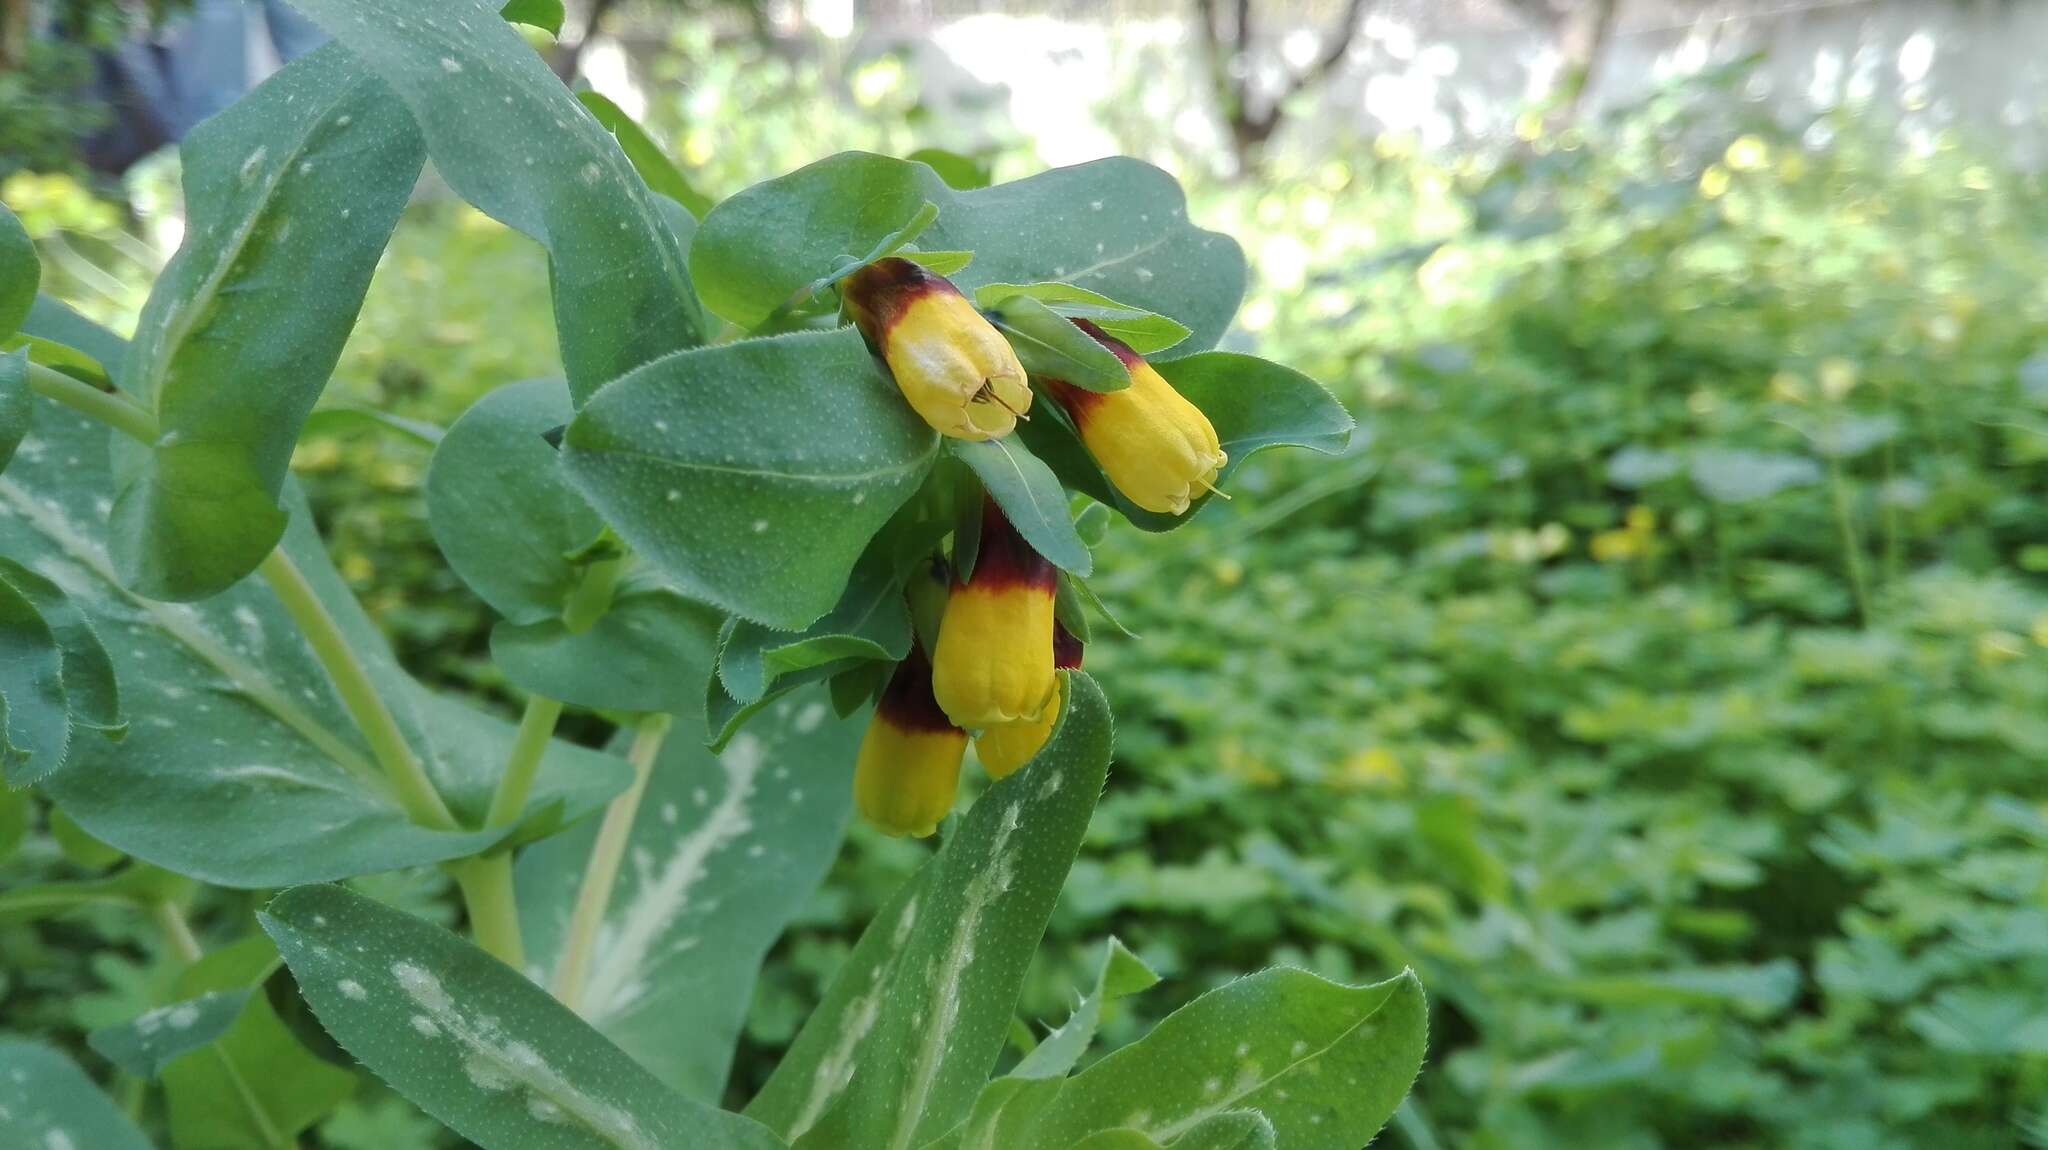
left=410, top=1015, right=441, bottom=1038
left=569, top=735, right=765, bottom=1022
left=239, top=147, right=267, bottom=182
left=752, top=519, right=769, bottom=533
left=580, top=162, right=603, bottom=185
left=45, top=1131, right=76, bottom=1150
left=439, top=57, right=463, bottom=74
left=337, top=979, right=368, bottom=1001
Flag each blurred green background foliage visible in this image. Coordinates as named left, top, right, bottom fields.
left=8, top=5, right=2048, bottom=1147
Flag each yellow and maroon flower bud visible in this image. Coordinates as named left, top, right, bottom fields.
left=853, top=647, right=967, bottom=838
left=842, top=257, right=1032, bottom=441
left=932, top=497, right=1057, bottom=728
left=975, top=622, right=1084, bottom=780
left=1042, top=321, right=1225, bottom=515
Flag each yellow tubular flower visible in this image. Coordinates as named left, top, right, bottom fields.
left=975, top=623, right=1083, bottom=779
left=841, top=257, right=1032, bottom=441
left=1044, top=321, right=1225, bottom=515
left=853, top=649, right=967, bottom=837
left=933, top=498, right=1057, bottom=729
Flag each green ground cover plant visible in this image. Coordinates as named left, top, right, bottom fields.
left=0, top=3, right=1415, bottom=1148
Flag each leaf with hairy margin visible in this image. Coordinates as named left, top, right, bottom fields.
left=113, top=43, right=424, bottom=601
left=750, top=673, right=1113, bottom=1150
left=263, top=884, right=787, bottom=1150
left=0, top=1039, right=157, bottom=1150
left=284, top=0, right=707, bottom=403
left=9, top=397, right=628, bottom=887
left=518, top=684, right=861, bottom=1099
left=562, top=329, right=938, bottom=630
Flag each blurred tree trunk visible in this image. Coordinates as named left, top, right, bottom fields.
left=549, top=0, right=622, bottom=82
left=1193, top=0, right=1370, bottom=175
left=1505, top=0, right=1624, bottom=125
left=1, top=0, right=27, bottom=69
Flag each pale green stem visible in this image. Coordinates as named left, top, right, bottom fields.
left=256, top=548, right=458, bottom=830
left=560, top=555, right=624, bottom=634
left=152, top=899, right=203, bottom=963
left=452, top=855, right=526, bottom=970
left=25, top=361, right=158, bottom=441
left=485, top=694, right=565, bottom=830
left=552, top=713, right=671, bottom=1011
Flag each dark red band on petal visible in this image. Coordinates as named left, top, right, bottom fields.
left=1069, top=317, right=1144, bottom=369
left=1053, top=620, right=1084, bottom=669
left=876, top=646, right=961, bottom=734
left=963, top=496, right=1057, bottom=593
left=1040, top=376, right=1105, bottom=421
left=843, top=257, right=960, bottom=346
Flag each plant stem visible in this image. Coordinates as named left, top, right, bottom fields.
left=552, top=712, right=671, bottom=1011
left=1826, top=455, right=1873, bottom=628
left=25, top=361, right=158, bottom=441
left=152, top=899, right=203, bottom=963
left=449, top=692, right=565, bottom=970
left=561, top=554, right=625, bottom=634
left=256, top=548, right=458, bottom=830
left=452, top=854, right=526, bottom=970
left=485, top=694, right=565, bottom=829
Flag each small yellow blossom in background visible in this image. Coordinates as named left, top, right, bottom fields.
left=1699, top=165, right=1731, bottom=199
left=1777, top=152, right=1808, bottom=182
left=456, top=205, right=502, bottom=234
left=1819, top=358, right=1859, bottom=401
left=1211, top=557, right=1245, bottom=587
left=1591, top=505, right=1661, bottom=563
left=1725, top=135, right=1771, bottom=172
left=1339, top=747, right=1406, bottom=790
left=1976, top=631, right=2026, bottom=666
left=341, top=553, right=377, bottom=585
left=1219, top=738, right=1282, bottom=787
left=1769, top=371, right=1810, bottom=404
left=2030, top=615, right=2048, bottom=648
left=291, top=439, right=344, bottom=473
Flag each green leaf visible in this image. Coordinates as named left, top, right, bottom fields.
left=1067, top=1112, right=1277, bottom=1150
left=428, top=378, right=603, bottom=625
left=18, top=293, right=127, bottom=379
left=0, top=343, right=26, bottom=473
left=0, top=561, right=69, bottom=786
left=0, top=201, right=34, bottom=341
left=300, top=403, right=444, bottom=447
left=1069, top=575, right=1136, bottom=640
left=112, top=45, right=424, bottom=602
left=1020, top=969, right=1426, bottom=1150
left=949, top=437, right=1092, bottom=576
left=692, top=152, right=1244, bottom=353
left=518, top=683, right=861, bottom=1100
left=902, top=250, right=974, bottom=276
left=9, top=402, right=627, bottom=886
left=261, top=884, right=788, bottom=1150
left=706, top=657, right=857, bottom=752
left=753, top=673, right=1114, bottom=1149
left=717, top=548, right=912, bottom=704
left=492, top=584, right=724, bottom=716
left=160, top=936, right=356, bottom=1150
left=1015, top=938, right=1158, bottom=1079
left=88, top=990, right=253, bottom=1078
left=562, top=328, right=939, bottom=630
left=578, top=92, right=714, bottom=220
left=0, top=863, right=190, bottom=927
left=285, top=0, right=707, bottom=403
left=949, top=938, right=1161, bottom=1150
left=0, top=556, right=123, bottom=736
left=499, top=0, right=564, bottom=34
left=1021, top=351, right=1353, bottom=531
left=982, top=294, right=1130, bottom=392
left=0, top=1038, right=157, bottom=1150
left=906, top=147, right=993, bottom=191
left=971, top=282, right=1190, bottom=356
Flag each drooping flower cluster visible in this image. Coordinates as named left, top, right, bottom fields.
left=842, top=258, right=1222, bottom=835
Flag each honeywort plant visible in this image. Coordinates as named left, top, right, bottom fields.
left=0, top=3, right=1423, bottom=1147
